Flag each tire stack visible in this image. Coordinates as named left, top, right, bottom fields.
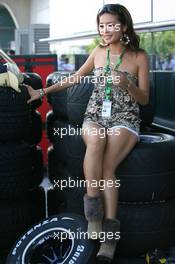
left=0, top=73, right=45, bottom=262
left=46, top=72, right=175, bottom=261
left=6, top=213, right=98, bottom=264
left=46, top=72, right=92, bottom=216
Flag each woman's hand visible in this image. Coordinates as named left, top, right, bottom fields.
left=23, top=84, right=41, bottom=104
left=115, top=71, right=130, bottom=90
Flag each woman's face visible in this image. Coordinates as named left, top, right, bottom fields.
left=99, top=13, right=125, bottom=45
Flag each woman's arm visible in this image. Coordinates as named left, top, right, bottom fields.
left=26, top=46, right=98, bottom=103
left=43, top=48, right=97, bottom=94
left=118, top=51, right=150, bottom=106
left=127, top=51, right=150, bottom=105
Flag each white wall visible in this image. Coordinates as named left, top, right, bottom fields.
left=49, top=0, right=103, bottom=39
left=153, top=0, right=175, bottom=22
left=0, top=0, right=50, bottom=27
left=105, top=0, right=175, bottom=23
left=49, top=0, right=175, bottom=40
left=0, top=0, right=30, bottom=28
left=30, top=0, right=50, bottom=24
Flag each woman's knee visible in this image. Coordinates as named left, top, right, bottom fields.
left=82, top=125, right=106, bottom=151
left=86, top=135, right=106, bottom=154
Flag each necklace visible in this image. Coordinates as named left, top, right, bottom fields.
left=105, top=47, right=125, bottom=73
left=110, top=52, right=121, bottom=57
left=110, top=53, right=120, bottom=56
left=104, top=47, right=126, bottom=100
left=110, top=54, right=120, bottom=68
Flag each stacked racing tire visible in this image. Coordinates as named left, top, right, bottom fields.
left=6, top=71, right=175, bottom=263
left=0, top=74, right=44, bottom=262
left=45, top=71, right=175, bottom=261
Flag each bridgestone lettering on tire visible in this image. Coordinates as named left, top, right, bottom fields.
left=6, top=214, right=96, bottom=264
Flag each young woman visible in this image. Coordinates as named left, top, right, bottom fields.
left=26, top=3, right=149, bottom=263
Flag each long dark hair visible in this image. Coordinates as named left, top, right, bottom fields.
left=97, top=4, right=140, bottom=51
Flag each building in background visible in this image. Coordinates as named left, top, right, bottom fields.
left=43, top=0, right=175, bottom=69
left=0, top=0, right=50, bottom=54
left=1, top=0, right=175, bottom=61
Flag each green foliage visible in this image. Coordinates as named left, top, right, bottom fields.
left=85, top=37, right=101, bottom=53
left=86, top=30, right=175, bottom=60
left=139, top=33, right=153, bottom=54
left=139, top=31, right=175, bottom=60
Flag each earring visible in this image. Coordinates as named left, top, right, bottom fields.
left=120, top=33, right=130, bottom=45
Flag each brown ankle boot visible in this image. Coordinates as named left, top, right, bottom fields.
left=96, top=218, right=120, bottom=263
left=83, top=193, right=104, bottom=239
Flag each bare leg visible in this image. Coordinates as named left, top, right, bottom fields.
left=102, top=128, right=138, bottom=218
left=81, top=121, right=107, bottom=238
left=82, top=121, right=107, bottom=196
left=97, top=128, right=138, bottom=261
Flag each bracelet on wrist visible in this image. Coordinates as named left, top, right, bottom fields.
left=39, top=88, right=46, bottom=99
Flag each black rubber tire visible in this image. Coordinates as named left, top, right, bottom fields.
left=52, top=123, right=175, bottom=202
left=117, top=199, right=175, bottom=256
left=116, top=257, right=146, bottom=264
left=46, top=71, right=69, bottom=100
left=0, top=254, right=8, bottom=264
left=22, top=72, right=31, bottom=87
left=23, top=72, right=43, bottom=109
left=47, top=194, right=175, bottom=256
left=67, top=76, right=94, bottom=126
left=31, top=145, right=44, bottom=186
left=0, top=85, right=31, bottom=142
left=0, top=188, right=45, bottom=253
left=0, top=142, right=40, bottom=199
left=6, top=213, right=97, bottom=264
left=47, top=145, right=64, bottom=183
left=46, top=72, right=69, bottom=119
left=27, top=110, right=43, bottom=145
left=48, top=186, right=86, bottom=217
left=52, top=120, right=85, bottom=180
left=140, top=73, right=155, bottom=130
left=47, top=146, right=85, bottom=215
left=118, top=132, right=175, bottom=202
left=47, top=146, right=175, bottom=255
left=46, top=110, right=56, bottom=143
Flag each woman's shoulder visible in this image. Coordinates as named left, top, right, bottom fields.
left=89, top=45, right=107, bottom=64
left=88, top=45, right=101, bottom=59
left=128, top=48, right=148, bottom=57
left=135, top=49, right=149, bottom=66
left=91, top=44, right=107, bottom=55
left=128, top=48, right=148, bottom=66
